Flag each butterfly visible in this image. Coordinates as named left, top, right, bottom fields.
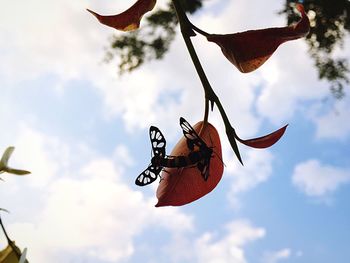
left=135, top=117, right=213, bottom=186
left=179, top=117, right=213, bottom=181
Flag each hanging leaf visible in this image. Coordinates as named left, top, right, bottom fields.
left=235, top=125, right=288, bottom=149
left=0, top=147, right=30, bottom=176
left=87, top=0, right=157, bottom=31
left=207, top=4, right=310, bottom=73
left=156, top=121, right=223, bottom=207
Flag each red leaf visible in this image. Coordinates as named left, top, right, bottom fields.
left=87, top=0, right=156, bottom=31
left=235, top=125, right=288, bottom=149
left=156, top=121, right=224, bottom=207
left=207, top=3, right=310, bottom=73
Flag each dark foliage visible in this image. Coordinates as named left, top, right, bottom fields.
left=281, top=0, right=350, bottom=98
left=106, top=0, right=203, bottom=73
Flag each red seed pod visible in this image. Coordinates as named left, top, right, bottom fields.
left=156, top=121, right=224, bottom=207
left=207, top=4, right=310, bottom=73
left=235, top=125, right=288, bottom=149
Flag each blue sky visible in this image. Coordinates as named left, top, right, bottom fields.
left=0, top=0, right=349, bottom=262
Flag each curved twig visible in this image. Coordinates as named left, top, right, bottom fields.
left=171, top=0, right=243, bottom=164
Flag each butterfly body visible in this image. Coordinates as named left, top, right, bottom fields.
left=151, top=149, right=212, bottom=168
left=135, top=118, right=214, bottom=186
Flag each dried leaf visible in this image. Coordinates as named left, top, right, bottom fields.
left=235, top=125, right=288, bottom=149
left=87, top=0, right=157, bottom=31
left=207, top=4, right=310, bottom=73
left=156, top=121, right=223, bottom=207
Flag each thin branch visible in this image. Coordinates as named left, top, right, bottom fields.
left=0, top=215, right=12, bottom=244
left=0, top=215, right=22, bottom=259
left=171, top=0, right=243, bottom=164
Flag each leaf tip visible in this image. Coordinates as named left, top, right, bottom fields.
left=86, top=8, right=99, bottom=18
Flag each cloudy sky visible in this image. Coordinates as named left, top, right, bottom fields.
left=0, top=0, right=349, bottom=262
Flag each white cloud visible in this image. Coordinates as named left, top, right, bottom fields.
left=256, top=41, right=329, bottom=124
left=1, top=125, right=271, bottom=263
left=193, top=0, right=333, bottom=127
left=0, top=125, right=194, bottom=262
left=0, top=1, right=104, bottom=80
left=313, top=98, right=350, bottom=140
left=12, top=126, right=70, bottom=188
left=112, top=144, right=134, bottom=169
left=0, top=1, right=164, bottom=133
left=263, top=248, right=291, bottom=263
left=226, top=150, right=274, bottom=208
left=1, top=0, right=348, bottom=139
left=1, top=0, right=330, bottom=142
left=195, top=219, right=265, bottom=263
left=195, top=0, right=286, bottom=34
left=0, top=4, right=271, bottom=261
left=1, top=1, right=349, bottom=262
left=0, top=0, right=270, bottom=137
left=292, top=159, right=350, bottom=197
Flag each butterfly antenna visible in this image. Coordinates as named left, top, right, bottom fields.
left=208, top=133, right=226, bottom=166
left=207, top=132, right=215, bottom=151
left=208, top=132, right=214, bottom=145
left=213, top=151, right=226, bottom=167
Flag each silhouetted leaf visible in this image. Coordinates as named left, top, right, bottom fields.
left=207, top=4, right=310, bottom=73
left=235, top=125, right=288, bottom=148
left=87, top=0, right=157, bottom=31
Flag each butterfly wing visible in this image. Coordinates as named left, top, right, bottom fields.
left=180, top=117, right=213, bottom=181
left=197, top=157, right=211, bottom=181
left=149, top=126, right=166, bottom=157
left=135, top=164, right=162, bottom=186
left=134, top=126, right=166, bottom=186
left=179, top=117, right=208, bottom=151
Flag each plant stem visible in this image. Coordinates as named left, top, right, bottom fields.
left=172, top=0, right=212, bottom=125
left=190, top=22, right=211, bottom=37
left=171, top=0, right=243, bottom=164
left=0, top=215, right=22, bottom=259
left=0, top=215, right=12, bottom=244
